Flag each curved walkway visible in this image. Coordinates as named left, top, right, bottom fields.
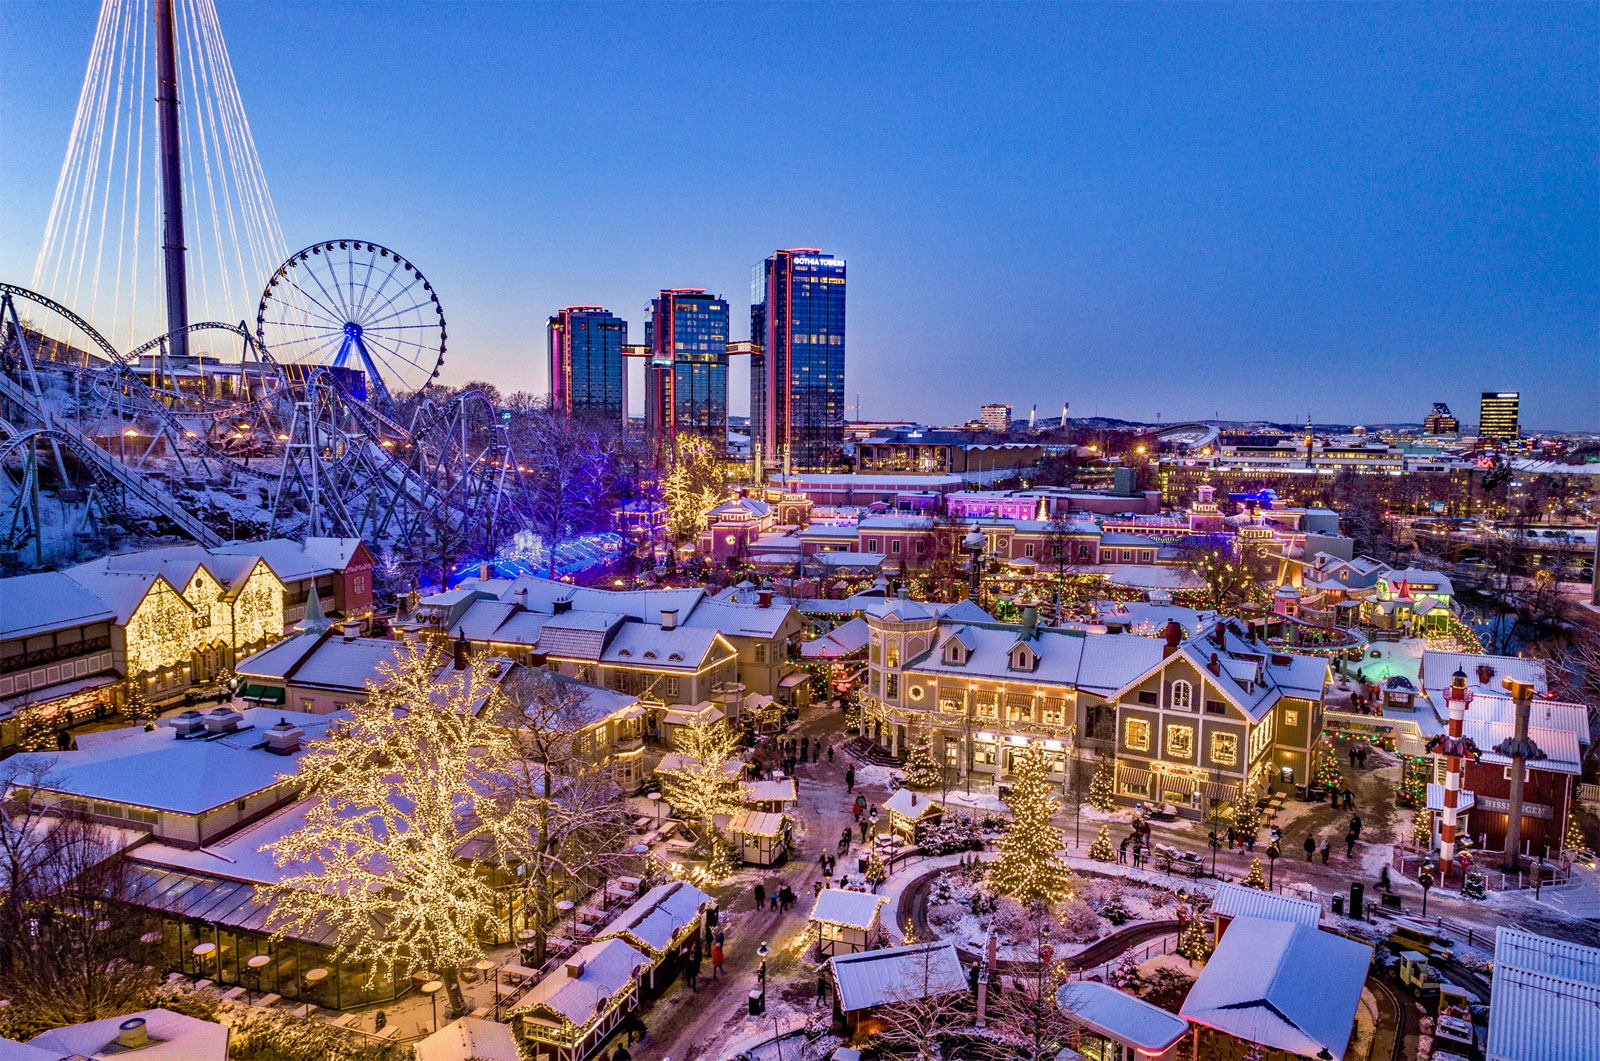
left=894, top=860, right=1182, bottom=974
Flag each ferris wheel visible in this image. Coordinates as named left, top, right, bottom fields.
left=256, top=240, right=445, bottom=406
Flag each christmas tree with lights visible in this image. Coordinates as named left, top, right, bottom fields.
left=1089, top=824, right=1115, bottom=863
left=1396, top=756, right=1429, bottom=807
left=1242, top=857, right=1267, bottom=890
left=1314, top=742, right=1343, bottom=792
left=121, top=680, right=156, bottom=722
left=1233, top=781, right=1262, bottom=839
left=1087, top=755, right=1117, bottom=813
left=17, top=706, right=59, bottom=751
left=1412, top=810, right=1433, bottom=850
left=1566, top=811, right=1586, bottom=854
left=988, top=743, right=1074, bottom=905
left=904, top=726, right=942, bottom=789
left=1177, top=917, right=1211, bottom=963
left=864, top=848, right=888, bottom=889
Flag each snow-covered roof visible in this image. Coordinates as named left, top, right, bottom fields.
left=883, top=787, right=939, bottom=822
left=414, top=1016, right=520, bottom=1061
left=500, top=670, right=639, bottom=731
left=730, top=809, right=787, bottom=838
left=0, top=572, right=117, bottom=641
left=656, top=753, right=744, bottom=779
left=1463, top=719, right=1583, bottom=774
left=0, top=1035, right=61, bottom=1060
left=61, top=567, right=169, bottom=624
left=211, top=537, right=366, bottom=581
left=1180, top=916, right=1371, bottom=1061
left=829, top=940, right=965, bottom=1012
left=5, top=708, right=335, bottom=815
left=681, top=597, right=794, bottom=639
left=600, top=623, right=725, bottom=670
left=24, top=1008, right=228, bottom=1060
left=237, top=633, right=405, bottom=692
left=801, top=617, right=871, bottom=659
left=595, top=881, right=712, bottom=957
left=742, top=779, right=797, bottom=804
left=863, top=596, right=939, bottom=622
left=1098, top=564, right=1203, bottom=590
left=1087, top=601, right=1219, bottom=637
left=1420, top=651, right=1546, bottom=697
left=470, top=575, right=704, bottom=625
left=1488, top=927, right=1600, bottom=1061
left=809, top=888, right=887, bottom=929
left=1379, top=568, right=1455, bottom=596
left=1210, top=882, right=1320, bottom=927
left=908, top=620, right=1164, bottom=696
left=515, top=937, right=648, bottom=1026
left=1057, top=981, right=1189, bottom=1053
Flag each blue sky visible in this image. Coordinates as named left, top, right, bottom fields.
left=3, top=2, right=1595, bottom=429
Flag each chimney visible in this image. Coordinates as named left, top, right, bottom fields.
left=758, top=589, right=773, bottom=609
left=910, top=791, right=917, bottom=806
left=204, top=706, right=243, bottom=734
left=1162, top=621, right=1182, bottom=658
left=661, top=608, right=679, bottom=631
left=479, top=562, right=492, bottom=581
left=514, top=587, right=529, bottom=609
left=897, top=586, right=910, bottom=600
left=116, top=1018, right=148, bottom=1049
left=565, top=958, right=587, bottom=979
left=453, top=633, right=469, bottom=670
left=264, top=717, right=306, bottom=756
left=1021, top=605, right=1038, bottom=641
left=553, top=595, right=573, bottom=615
left=1271, top=654, right=1292, bottom=666
left=172, top=709, right=206, bottom=738
left=1476, top=664, right=1494, bottom=686
left=1207, top=653, right=1221, bottom=677
left=342, top=620, right=360, bottom=642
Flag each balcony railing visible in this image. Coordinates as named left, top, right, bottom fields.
left=1, top=637, right=112, bottom=676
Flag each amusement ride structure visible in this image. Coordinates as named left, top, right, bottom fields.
left=0, top=0, right=536, bottom=577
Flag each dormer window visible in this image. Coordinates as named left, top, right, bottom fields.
left=945, top=641, right=967, bottom=665
left=643, top=650, right=657, bottom=660
left=668, top=652, right=683, bottom=662
left=1010, top=645, right=1036, bottom=672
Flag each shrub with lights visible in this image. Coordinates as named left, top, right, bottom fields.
left=1087, top=756, right=1117, bottom=813
left=1242, top=857, right=1267, bottom=890
left=1177, top=916, right=1211, bottom=963
left=1089, top=824, right=1116, bottom=863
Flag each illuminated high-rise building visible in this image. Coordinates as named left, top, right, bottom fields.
left=1422, top=402, right=1459, bottom=436
left=1479, top=392, right=1520, bottom=442
left=751, top=249, right=846, bottom=470
left=547, top=306, right=626, bottom=425
left=645, top=289, right=729, bottom=452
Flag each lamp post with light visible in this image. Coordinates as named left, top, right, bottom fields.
left=755, top=941, right=770, bottom=1014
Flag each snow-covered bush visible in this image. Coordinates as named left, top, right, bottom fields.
left=1101, top=889, right=1132, bottom=926
left=916, top=812, right=986, bottom=855
left=1054, top=896, right=1103, bottom=942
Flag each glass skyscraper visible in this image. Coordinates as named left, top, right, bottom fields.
left=751, top=248, right=846, bottom=470
left=547, top=306, right=626, bottom=426
left=1479, top=392, right=1520, bottom=442
left=645, top=289, right=729, bottom=453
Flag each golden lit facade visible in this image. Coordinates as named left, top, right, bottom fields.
left=122, top=562, right=285, bottom=698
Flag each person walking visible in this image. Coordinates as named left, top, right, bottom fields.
left=1226, top=826, right=1236, bottom=849
left=817, top=971, right=830, bottom=1006
left=846, top=766, right=855, bottom=792
left=769, top=890, right=779, bottom=912
left=818, top=851, right=829, bottom=875
left=711, top=939, right=724, bottom=980
left=813, top=880, right=823, bottom=901
left=1304, top=835, right=1316, bottom=861
left=1345, top=832, right=1357, bottom=858
left=1350, top=814, right=1363, bottom=839
left=827, top=744, right=834, bottom=763
left=860, top=820, right=869, bottom=842
left=754, top=882, right=766, bottom=910
left=852, top=801, right=861, bottom=823
left=1319, top=839, right=1330, bottom=865
left=1343, top=789, right=1355, bottom=810
left=685, top=952, right=702, bottom=992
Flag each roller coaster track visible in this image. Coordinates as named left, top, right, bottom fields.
left=0, top=370, right=222, bottom=546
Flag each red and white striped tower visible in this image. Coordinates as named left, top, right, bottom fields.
left=1440, top=668, right=1472, bottom=867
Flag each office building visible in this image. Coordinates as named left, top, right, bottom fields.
left=980, top=403, right=1013, bottom=431
left=644, top=289, right=729, bottom=451
left=547, top=306, right=626, bottom=425
left=1479, top=392, right=1520, bottom=442
left=751, top=249, right=846, bottom=471
left=1422, top=402, right=1459, bottom=435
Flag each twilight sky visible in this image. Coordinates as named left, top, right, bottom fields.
left=2, top=2, right=1596, bottom=429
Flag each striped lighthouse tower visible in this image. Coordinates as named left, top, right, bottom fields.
left=1440, top=667, right=1472, bottom=867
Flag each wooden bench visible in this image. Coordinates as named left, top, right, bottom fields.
left=251, top=993, right=281, bottom=1009
left=285, top=1003, right=314, bottom=1019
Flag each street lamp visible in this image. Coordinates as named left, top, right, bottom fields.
left=1267, top=842, right=1280, bottom=889
left=756, top=941, right=771, bottom=1013
left=1419, top=862, right=1436, bottom=917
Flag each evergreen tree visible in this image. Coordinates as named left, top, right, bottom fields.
left=865, top=848, right=888, bottom=890
left=903, top=725, right=942, bottom=789
left=1088, top=824, right=1116, bottom=863
left=121, top=680, right=156, bottom=722
left=988, top=744, right=1074, bottom=905
left=1177, top=917, right=1211, bottom=963
left=1242, top=857, right=1267, bottom=889
left=1314, top=742, right=1343, bottom=791
left=1232, top=781, right=1262, bottom=838
left=17, top=706, right=60, bottom=751
left=1412, top=810, right=1433, bottom=850
left=1565, top=811, right=1586, bottom=854
left=1087, top=754, right=1117, bottom=813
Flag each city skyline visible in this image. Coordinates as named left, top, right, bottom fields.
left=1, top=2, right=1595, bottom=429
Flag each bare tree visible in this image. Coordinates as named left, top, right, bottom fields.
left=518, top=404, right=631, bottom=576
left=873, top=944, right=973, bottom=1061
left=486, top=670, right=632, bottom=966
left=983, top=946, right=1078, bottom=1061
left=0, top=768, right=158, bottom=1035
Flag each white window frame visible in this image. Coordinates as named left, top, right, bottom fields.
left=1170, top=680, right=1193, bottom=712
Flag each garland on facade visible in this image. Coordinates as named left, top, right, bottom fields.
left=1089, top=824, right=1115, bottom=863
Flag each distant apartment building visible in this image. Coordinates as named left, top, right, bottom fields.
left=547, top=306, right=626, bottom=425
left=751, top=249, right=847, bottom=471
left=1479, top=392, right=1520, bottom=442
left=645, top=289, right=729, bottom=452
left=1422, top=402, right=1459, bottom=435
left=980, top=404, right=1013, bottom=431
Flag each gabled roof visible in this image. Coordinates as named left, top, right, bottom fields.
left=415, top=1017, right=519, bottom=1061
left=515, top=937, right=648, bottom=1026
left=24, top=1008, right=228, bottom=1061
left=809, top=888, right=887, bottom=929
left=1488, top=927, right=1600, bottom=1061
left=883, top=787, right=938, bottom=821
left=0, top=572, right=116, bottom=641
left=1058, top=981, right=1189, bottom=1053
left=600, top=623, right=725, bottom=670
left=801, top=617, right=871, bottom=659
left=830, top=940, right=965, bottom=1012
left=1180, top=916, right=1372, bottom=1061
left=681, top=597, right=794, bottom=639
left=1210, top=881, right=1320, bottom=927
left=238, top=633, right=405, bottom=693
left=1420, top=651, right=1546, bottom=697
left=595, top=881, right=712, bottom=956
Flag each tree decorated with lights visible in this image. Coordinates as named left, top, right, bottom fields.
left=660, top=434, right=725, bottom=542
left=1089, top=824, right=1115, bottom=863
left=1232, top=780, right=1262, bottom=839
left=1396, top=755, right=1430, bottom=807
left=1242, top=857, right=1267, bottom=890
left=864, top=848, right=888, bottom=890
left=1177, top=916, right=1211, bottom=963
left=1412, top=810, right=1434, bottom=850
left=989, top=743, right=1073, bottom=905
left=903, top=725, right=942, bottom=789
left=120, top=680, right=156, bottom=722
left=656, top=712, right=744, bottom=867
left=16, top=706, right=61, bottom=752
left=1566, top=811, right=1586, bottom=854
left=1087, top=752, right=1117, bottom=813
left=259, top=640, right=538, bottom=1016
left=1314, top=741, right=1343, bottom=792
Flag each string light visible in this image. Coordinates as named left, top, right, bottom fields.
left=988, top=743, right=1073, bottom=905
